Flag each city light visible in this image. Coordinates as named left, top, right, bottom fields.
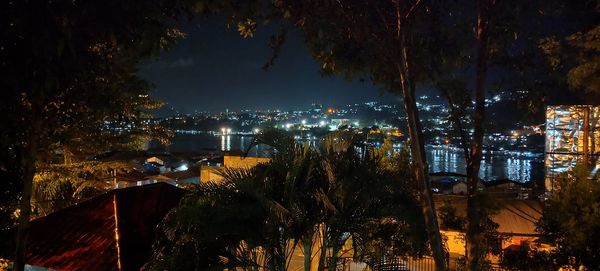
left=8, top=4, right=594, bottom=269
left=221, top=127, right=232, bottom=135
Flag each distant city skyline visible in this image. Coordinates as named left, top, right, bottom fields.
left=138, top=17, right=399, bottom=115
left=158, top=100, right=402, bottom=116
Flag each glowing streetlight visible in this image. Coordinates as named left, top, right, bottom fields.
left=254, top=128, right=260, bottom=134
left=301, top=119, right=307, bottom=125
left=226, top=128, right=232, bottom=134
left=221, top=127, right=226, bottom=135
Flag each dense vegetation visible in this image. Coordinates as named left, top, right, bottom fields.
left=536, top=165, right=600, bottom=270
left=147, top=130, right=428, bottom=270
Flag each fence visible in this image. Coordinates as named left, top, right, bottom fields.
left=447, top=258, right=508, bottom=271
left=371, top=256, right=437, bottom=271
left=355, top=256, right=509, bottom=271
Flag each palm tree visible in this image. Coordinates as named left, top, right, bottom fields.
left=317, top=132, right=427, bottom=270
left=247, top=128, right=325, bottom=271
left=147, top=129, right=427, bottom=271
left=148, top=167, right=271, bottom=270
left=31, top=161, right=126, bottom=217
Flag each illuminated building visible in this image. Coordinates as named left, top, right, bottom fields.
left=545, top=105, right=600, bottom=191
left=200, top=152, right=271, bottom=183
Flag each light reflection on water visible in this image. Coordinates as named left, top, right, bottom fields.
left=426, top=146, right=542, bottom=182
left=162, top=134, right=266, bottom=156
left=220, top=135, right=231, bottom=151
left=163, top=134, right=543, bottom=182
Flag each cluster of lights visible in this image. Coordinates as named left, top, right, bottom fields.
left=220, top=127, right=232, bottom=135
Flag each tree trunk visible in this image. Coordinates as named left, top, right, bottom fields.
left=302, top=238, right=312, bottom=271
left=440, top=89, right=471, bottom=161
left=397, top=34, right=447, bottom=270
left=466, top=1, right=490, bottom=270
left=329, top=237, right=340, bottom=271
left=317, top=224, right=327, bottom=271
left=583, top=106, right=590, bottom=164
left=14, top=145, right=37, bottom=271
left=393, top=3, right=446, bottom=268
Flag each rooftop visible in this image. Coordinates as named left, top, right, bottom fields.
left=25, top=182, right=185, bottom=271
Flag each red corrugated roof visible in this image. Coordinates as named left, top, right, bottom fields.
left=25, top=182, right=184, bottom=271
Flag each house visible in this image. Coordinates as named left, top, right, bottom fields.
left=115, top=170, right=152, bottom=188
left=434, top=195, right=544, bottom=260
left=169, top=160, right=190, bottom=172
left=200, top=151, right=271, bottom=183
left=429, top=172, right=485, bottom=195
left=142, top=161, right=165, bottom=174
left=115, top=168, right=200, bottom=189
left=484, top=179, right=533, bottom=199
left=430, top=172, right=466, bottom=194
left=162, top=169, right=200, bottom=184
left=142, top=156, right=189, bottom=174
left=24, top=183, right=184, bottom=271
left=452, top=181, right=468, bottom=195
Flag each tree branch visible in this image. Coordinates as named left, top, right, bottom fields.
left=405, top=0, right=424, bottom=19
left=440, top=88, right=471, bottom=161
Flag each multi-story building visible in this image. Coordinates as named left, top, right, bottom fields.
left=545, top=105, right=600, bottom=191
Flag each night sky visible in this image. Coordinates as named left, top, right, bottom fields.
left=139, top=17, right=398, bottom=115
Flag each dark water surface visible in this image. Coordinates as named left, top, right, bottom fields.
left=162, top=134, right=543, bottom=183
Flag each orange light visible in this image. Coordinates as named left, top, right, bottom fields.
left=113, top=193, right=122, bottom=271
